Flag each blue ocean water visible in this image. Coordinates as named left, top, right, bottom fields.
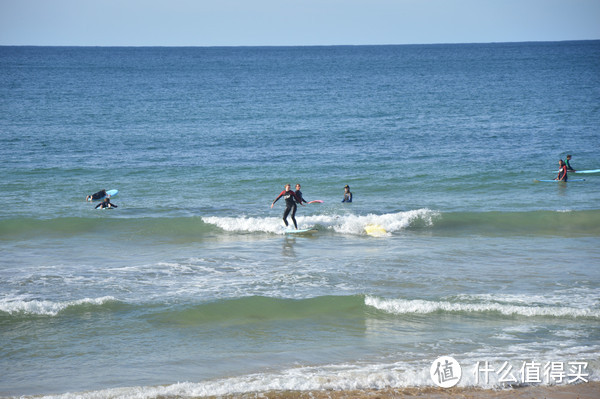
left=1, top=42, right=599, bottom=397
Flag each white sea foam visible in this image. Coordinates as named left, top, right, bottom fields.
left=24, top=357, right=600, bottom=399
left=453, top=290, right=600, bottom=312
left=203, top=215, right=284, bottom=234
left=23, top=363, right=431, bottom=399
left=364, top=296, right=600, bottom=319
left=203, top=209, right=438, bottom=236
left=0, top=296, right=117, bottom=316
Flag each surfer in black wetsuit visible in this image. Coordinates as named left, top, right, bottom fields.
left=556, top=160, right=568, bottom=182
left=565, top=155, right=576, bottom=172
left=86, top=189, right=107, bottom=201
left=295, top=184, right=308, bottom=205
left=271, top=184, right=304, bottom=229
left=95, top=197, right=118, bottom=209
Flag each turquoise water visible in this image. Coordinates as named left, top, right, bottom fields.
left=1, top=42, right=599, bottom=397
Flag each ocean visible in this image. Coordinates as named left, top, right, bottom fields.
left=0, top=41, right=599, bottom=397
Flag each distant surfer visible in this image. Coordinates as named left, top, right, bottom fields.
left=565, top=155, right=576, bottom=172
left=86, top=189, right=107, bottom=201
left=556, top=160, right=568, bottom=182
left=294, top=184, right=309, bottom=205
left=271, top=184, right=304, bottom=229
left=95, top=197, right=118, bottom=209
left=342, top=185, right=352, bottom=202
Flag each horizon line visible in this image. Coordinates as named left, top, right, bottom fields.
left=1, top=39, right=599, bottom=49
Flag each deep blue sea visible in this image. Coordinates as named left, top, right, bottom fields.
left=1, top=42, right=599, bottom=397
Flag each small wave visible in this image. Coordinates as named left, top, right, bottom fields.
left=0, top=216, right=214, bottom=240
left=203, top=209, right=437, bottom=235
left=17, top=363, right=431, bottom=398
left=147, top=295, right=366, bottom=326
left=432, top=209, right=600, bottom=236
left=19, top=358, right=600, bottom=398
left=3, top=209, right=597, bottom=240
left=311, top=209, right=437, bottom=235
left=0, top=296, right=118, bottom=316
left=365, top=296, right=600, bottom=319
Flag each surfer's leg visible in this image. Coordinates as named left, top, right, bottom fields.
left=290, top=204, right=298, bottom=229
left=282, top=206, right=291, bottom=226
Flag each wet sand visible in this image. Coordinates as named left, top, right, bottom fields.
left=208, top=381, right=600, bottom=398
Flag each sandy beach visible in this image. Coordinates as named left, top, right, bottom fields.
left=209, top=382, right=600, bottom=399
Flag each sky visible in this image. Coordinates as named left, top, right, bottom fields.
left=1, top=0, right=599, bottom=46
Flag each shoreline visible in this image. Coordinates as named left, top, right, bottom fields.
left=208, top=382, right=600, bottom=398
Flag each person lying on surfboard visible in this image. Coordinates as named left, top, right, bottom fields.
left=86, top=189, right=107, bottom=201
left=342, top=185, right=352, bottom=202
left=95, top=197, right=118, bottom=209
left=556, top=160, right=568, bottom=182
left=271, top=184, right=304, bottom=229
left=294, top=184, right=309, bottom=205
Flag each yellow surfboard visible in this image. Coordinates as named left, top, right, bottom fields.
left=365, top=224, right=387, bottom=237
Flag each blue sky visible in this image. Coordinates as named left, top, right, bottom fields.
left=1, top=0, right=599, bottom=46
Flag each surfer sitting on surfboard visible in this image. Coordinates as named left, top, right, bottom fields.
left=556, top=160, right=568, bottom=182
left=95, top=197, right=118, bottom=209
left=271, top=184, right=304, bottom=229
left=86, top=189, right=107, bottom=201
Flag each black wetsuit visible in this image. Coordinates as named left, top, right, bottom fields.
left=295, top=190, right=308, bottom=205
left=557, top=164, right=568, bottom=181
left=273, top=190, right=301, bottom=229
left=90, top=189, right=107, bottom=200
left=95, top=199, right=117, bottom=209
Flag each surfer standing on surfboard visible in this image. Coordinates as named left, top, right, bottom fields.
left=294, top=184, right=309, bottom=205
left=271, top=184, right=304, bottom=229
